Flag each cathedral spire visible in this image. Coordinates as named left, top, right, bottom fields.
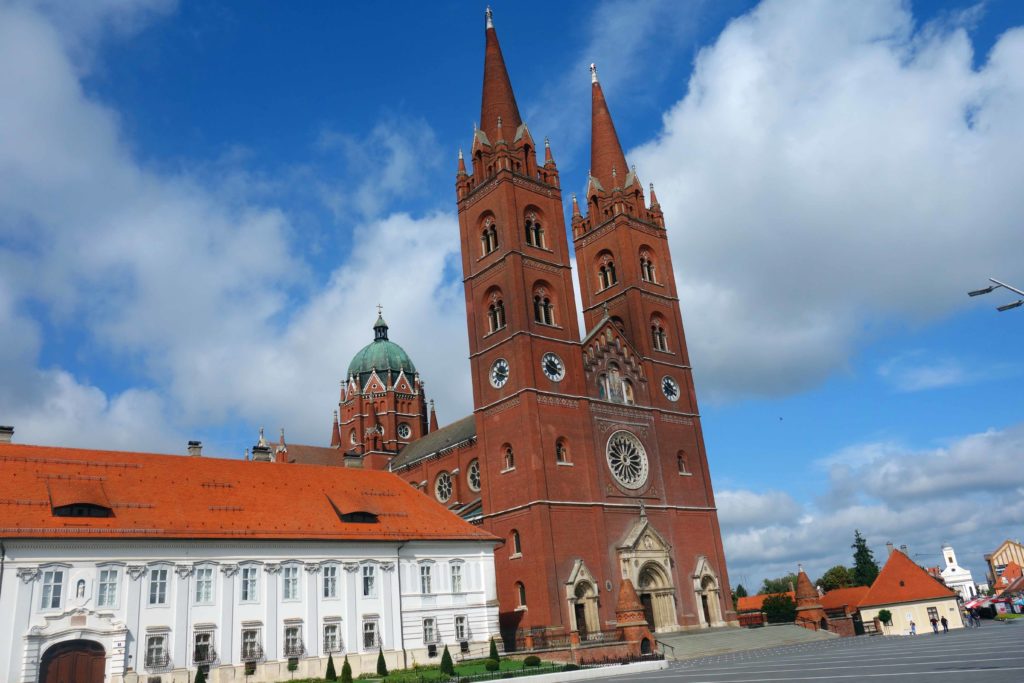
left=330, top=410, right=341, bottom=448
left=480, top=8, right=522, bottom=145
left=589, top=63, right=628, bottom=192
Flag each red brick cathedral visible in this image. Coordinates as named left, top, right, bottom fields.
left=294, top=9, right=736, bottom=642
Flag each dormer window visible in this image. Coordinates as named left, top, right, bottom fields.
left=52, top=503, right=113, bottom=518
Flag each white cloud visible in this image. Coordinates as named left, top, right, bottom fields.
left=0, top=1, right=471, bottom=453
left=877, top=352, right=969, bottom=392
left=629, top=0, right=1024, bottom=401
left=720, top=423, right=1024, bottom=589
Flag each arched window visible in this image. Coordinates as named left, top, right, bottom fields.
left=504, top=446, right=515, bottom=470
left=516, top=581, right=527, bottom=607
left=480, top=219, right=498, bottom=255
left=533, top=294, right=554, bottom=325
left=651, top=319, right=668, bottom=352
left=640, top=253, right=657, bottom=283
left=677, top=452, right=688, bottom=474
left=487, top=299, right=506, bottom=333
left=555, top=439, right=569, bottom=464
left=608, top=261, right=618, bottom=285
left=597, top=374, right=610, bottom=400
left=524, top=213, right=544, bottom=248
left=511, top=530, right=522, bottom=555
left=622, top=380, right=635, bottom=405
left=467, top=459, right=482, bottom=491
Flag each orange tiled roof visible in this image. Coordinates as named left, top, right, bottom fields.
left=0, top=443, right=497, bottom=542
left=1001, top=562, right=1022, bottom=582
left=859, top=550, right=956, bottom=608
left=819, top=585, right=870, bottom=611
left=736, top=591, right=795, bottom=612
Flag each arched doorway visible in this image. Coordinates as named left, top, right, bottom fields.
left=637, top=562, right=677, bottom=631
left=571, top=581, right=599, bottom=638
left=697, top=575, right=723, bottom=627
left=40, top=640, right=105, bottom=683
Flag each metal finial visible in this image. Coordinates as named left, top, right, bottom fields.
left=649, top=182, right=654, bottom=191
left=458, top=148, right=464, bottom=159
left=571, top=192, right=577, bottom=202
left=544, top=137, right=550, bottom=148
left=485, top=6, right=493, bottom=29
left=376, top=303, right=383, bottom=316
left=590, top=63, right=598, bottom=84
left=631, top=164, right=637, bottom=173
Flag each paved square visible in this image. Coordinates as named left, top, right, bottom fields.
left=597, top=623, right=1024, bottom=682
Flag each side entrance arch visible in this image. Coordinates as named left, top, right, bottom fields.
left=40, top=640, right=105, bottom=683
left=637, top=561, right=677, bottom=631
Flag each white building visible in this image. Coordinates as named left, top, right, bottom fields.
left=939, top=544, right=976, bottom=601
left=0, top=441, right=499, bottom=683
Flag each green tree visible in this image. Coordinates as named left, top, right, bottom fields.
left=325, top=653, right=337, bottom=681
left=377, top=646, right=389, bottom=676
left=817, top=565, right=855, bottom=591
left=760, top=573, right=798, bottom=595
left=851, top=530, right=880, bottom=587
left=877, top=609, right=892, bottom=625
left=734, top=584, right=748, bottom=598
left=440, top=645, right=455, bottom=676
left=341, top=655, right=352, bottom=683
left=489, top=636, right=500, bottom=662
left=762, top=593, right=797, bottom=623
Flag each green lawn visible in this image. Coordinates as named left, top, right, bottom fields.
left=275, top=657, right=571, bottom=683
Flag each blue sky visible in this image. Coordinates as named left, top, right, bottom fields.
left=2, top=0, right=1023, bottom=589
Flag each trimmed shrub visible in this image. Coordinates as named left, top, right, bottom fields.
left=523, top=655, right=541, bottom=667
left=563, top=664, right=580, bottom=671
left=325, top=653, right=338, bottom=681
left=440, top=645, right=455, bottom=675
left=377, top=647, right=389, bottom=676
left=485, top=658, right=500, bottom=672
left=489, top=637, right=500, bottom=662
left=341, top=655, right=353, bottom=683
left=193, top=668, right=207, bottom=683
left=877, top=609, right=893, bottom=625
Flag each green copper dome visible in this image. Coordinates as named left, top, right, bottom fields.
left=347, top=314, right=417, bottom=382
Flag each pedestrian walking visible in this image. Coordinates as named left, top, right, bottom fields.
left=909, top=620, right=916, bottom=635
left=930, top=616, right=938, bottom=633
left=940, top=616, right=948, bottom=633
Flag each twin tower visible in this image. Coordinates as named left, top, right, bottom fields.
left=449, top=8, right=735, bottom=638
left=350, top=8, right=736, bottom=642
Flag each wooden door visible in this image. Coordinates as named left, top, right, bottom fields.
left=640, top=593, right=655, bottom=628
left=41, top=641, right=105, bottom=683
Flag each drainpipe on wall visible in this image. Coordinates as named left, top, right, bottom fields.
left=0, top=541, right=6, bottom=606
left=397, top=541, right=407, bottom=669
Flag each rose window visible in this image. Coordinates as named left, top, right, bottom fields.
left=605, top=431, right=649, bottom=490
left=435, top=472, right=453, bottom=503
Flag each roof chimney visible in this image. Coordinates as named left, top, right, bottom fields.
left=886, top=541, right=895, bottom=556
left=900, top=544, right=908, bottom=554
left=187, top=440, right=202, bottom=457
left=0, top=425, right=12, bottom=444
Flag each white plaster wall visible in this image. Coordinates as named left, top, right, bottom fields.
left=860, top=597, right=964, bottom=636
left=0, top=538, right=498, bottom=683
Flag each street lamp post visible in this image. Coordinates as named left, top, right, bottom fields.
left=968, top=278, right=1024, bottom=312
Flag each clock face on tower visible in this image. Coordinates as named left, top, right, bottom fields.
left=541, top=352, right=565, bottom=381
left=489, top=358, right=510, bottom=388
left=661, top=376, right=680, bottom=401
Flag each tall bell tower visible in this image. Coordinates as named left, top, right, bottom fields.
left=453, top=10, right=735, bottom=641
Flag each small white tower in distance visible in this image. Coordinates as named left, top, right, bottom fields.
left=940, top=544, right=976, bottom=600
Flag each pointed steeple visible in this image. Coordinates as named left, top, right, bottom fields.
left=457, top=148, right=467, bottom=176
left=429, top=399, right=439, bottom=432
left=330, top=410, right=341, bottom=448
left=480, top=8, right=522, bottom=146
left=571, top=193, right=581, bottom=219
left=544, top=137, right=554, bottom=165
left=649, top=182, right=660, bottom=208
left=589, top=63, right=628, bottom=192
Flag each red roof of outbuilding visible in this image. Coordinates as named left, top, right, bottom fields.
left=735, top=591, right=795, bottom=612
left=0, top=443, right=496, bottom=542
left=859, top=550, right=957, bottom=608
left=819, top=586, right=870, bottom=611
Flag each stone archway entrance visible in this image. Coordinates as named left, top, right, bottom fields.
left=40, top=640, right=105, bottom=683
left=696, top=574, right=723, bottom=627
left=637, top=562, right=676, bottom=631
